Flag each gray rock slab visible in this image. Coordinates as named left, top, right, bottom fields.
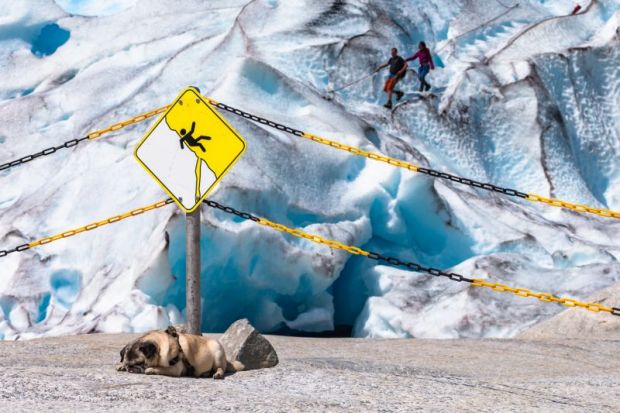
left=219, top=318, right=278, bottom=369
left=0, top=334, right=618, bottom=412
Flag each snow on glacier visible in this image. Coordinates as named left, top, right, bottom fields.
left=54, top=0, right=138, bottom=17
left=0, top=0, right=619, bottom=340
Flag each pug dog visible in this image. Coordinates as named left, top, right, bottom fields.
left=116, top=326, right=243, bottom=379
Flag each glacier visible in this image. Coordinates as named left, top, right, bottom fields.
left=0, top=0, right=619, bottom=340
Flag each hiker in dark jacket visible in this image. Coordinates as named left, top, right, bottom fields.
left=406, top=41, right=435, bottom=92
left=376, top=47, right=408, bottom=109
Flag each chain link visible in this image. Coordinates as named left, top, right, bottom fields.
left=210, top=101, right=306, bottom=137
left=526, top=194, right=620, bottom=219
left=207, top=97, right=620, bottom=220
left=203, top=199, right=260, bottom=222
left=2, top=196, right=617, bottom=317
left=27, top=199, right=174, bottom=248
left=201, top=199, right=620, bottom=318
left=0, top=136, right=91, bottom=172
left=302, top=132, right=421, bottom=172
left=203, top=199, right=371, bottom=255
left=0, top=199, right=174, bottom=257
left=0, top=198, right=174, bottom=258
left=5, top=95, right=619, bottom=220
left=364, top=251, right=474, bottom=283
left=0, top=243, right=31, bottom=258
left=206, top=98, right=420, bottom=172
left=470, top=279, right=617, bottom=315
left=417, top=167, right=528, bottom=198
left=1, top=106, right=169, bottom=173
left=86, top=105, right=169, bottom=140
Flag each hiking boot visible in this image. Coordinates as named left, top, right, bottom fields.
left=383, top=101, right=393, bottom=109
left=395, top=91, right=404, bottom=101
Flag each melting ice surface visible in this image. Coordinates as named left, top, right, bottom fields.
left=0, top=0, right=619, bottom=339
left=30, top=23, right=70, bottom=57
left=54, top=0, right=138, bottom=16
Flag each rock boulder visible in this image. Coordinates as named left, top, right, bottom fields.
left=220, top=319, right=279, bottom=370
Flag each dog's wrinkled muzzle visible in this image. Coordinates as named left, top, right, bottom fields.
left=127, top=364, right=145, bottom=374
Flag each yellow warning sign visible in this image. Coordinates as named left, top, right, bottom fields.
left=134, top=87, right=246, bottom=213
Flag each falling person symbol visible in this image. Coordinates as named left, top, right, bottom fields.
left=177, top=121, right=216, bottom=201
left=179, top=121, right=212, bottom=152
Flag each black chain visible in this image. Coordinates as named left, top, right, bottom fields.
left=213, top=102, right=305, bottom=137
left=0, top=243, right=31, bottom=258
left=203, top=198, right=473, bottom=284
left=417, top=167, right=528, bottom=199
left=365, top=251, right=474, bottom=283
left=0, top=198, right=176, bottom=260
left=201, top=199, right=620, bottom=317
left=203, top=199, right=260, bottom=222
left=2, top=197, right=619, bottom=317
left=3, top=99, right=531, bottom=204
left=0, top=136, right=90, bottom=172
left=213, top=100, right=529, bottom=200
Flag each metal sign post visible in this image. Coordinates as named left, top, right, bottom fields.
left=133, top=86, right=247, bottom=336
left=186, top=206, right=201, bottom=335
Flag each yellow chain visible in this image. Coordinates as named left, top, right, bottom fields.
left=254, top=216, right=615, bottom=317
left=301, top=132, right=420, bottom=172
left=18, top=195, right=616, bottom=317
left=86, top=105, right=170, bottom=140
left=59, top=96, right=620, bottom=222
left=471, top=279, right=614, bottom=314
left=300, top=130, right=620, bottom=220
left=205, top=95, right=620, bottom=221
left=257, top=218, right=372, bottom=256
left=11, top=91, right=617, bottom=316
left=28, top=199, right=173, bottom=248
left=87, top=96, right=616, bottom=222
left=526, top=194, right=620, bottom=219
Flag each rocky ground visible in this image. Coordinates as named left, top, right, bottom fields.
left=0, top=334, right=618, bottom=412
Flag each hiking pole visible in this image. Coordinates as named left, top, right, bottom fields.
left=323, top=67, right=383, bottom=100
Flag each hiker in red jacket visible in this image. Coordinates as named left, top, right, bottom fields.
left=406, top=41, right=435, bottom=92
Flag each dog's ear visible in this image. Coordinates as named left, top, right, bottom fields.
left=139, top=341, right=158, bottom=359
left=120, top=345, right=128, bottom=362
left=165, top=325, right=179, bottom=338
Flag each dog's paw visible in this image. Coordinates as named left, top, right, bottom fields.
left=116, top=363, right=127, bottom=372
left=213, top=370, right=224, bottom=380
left=145, top=368, right=157, bottom=375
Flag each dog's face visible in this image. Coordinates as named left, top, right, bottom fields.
left=119, top=339, right=159, bottom=373
left=117, top=327, right=183, bottom=373
left=118, top=343, right=131, bottom=371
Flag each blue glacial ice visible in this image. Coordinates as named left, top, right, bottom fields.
left=31, top=23, right=70, bottom=57
left=0, top=0, right=619, bottom=340
left=54, top=0, right=138, bottom=17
